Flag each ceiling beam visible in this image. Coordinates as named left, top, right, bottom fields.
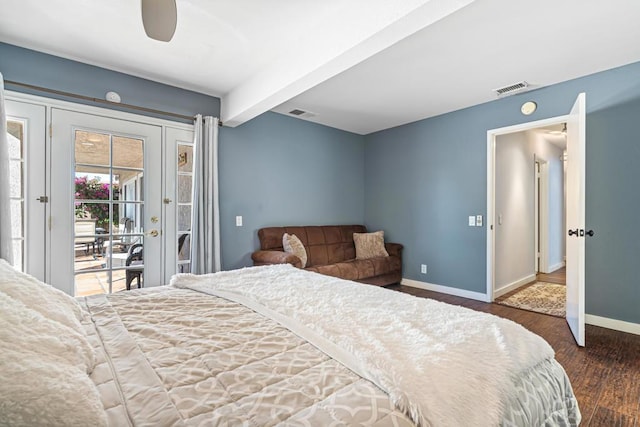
left=221, top=0, right=475, bottom=127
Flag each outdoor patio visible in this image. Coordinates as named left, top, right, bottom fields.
left=74, top=250, right=139, bottom=296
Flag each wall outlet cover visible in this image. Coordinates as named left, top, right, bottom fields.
left=476, top=215, right=483, bottom=227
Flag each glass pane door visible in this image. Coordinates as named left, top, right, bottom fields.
left=4, top=100, right=46, bottom=281
left=177, top=142, right=193, bottom=273
left=164, top=127, right=195, bottom=280
left=50, top=109, right=162, bottom=296
left=7, top=119, right=25, bottom=270
left=73, top=131, right=146, bottom=295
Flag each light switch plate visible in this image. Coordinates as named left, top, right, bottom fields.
left=235, top=216, right=243, bottom=227
left=476, top=215, right=483, bottom=227
left=468, top=215, right=476, bottom=226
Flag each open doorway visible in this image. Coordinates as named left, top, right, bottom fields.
left=492, top=123, right=567, bottom=317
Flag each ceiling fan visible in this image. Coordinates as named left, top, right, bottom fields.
left=141, top=0, right=177, bottom=42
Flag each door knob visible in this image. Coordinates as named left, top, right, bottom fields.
left=568, top=229, right=579, bottom=236
left=146, top=229, right=160, bottom=237
left=586, top=230, right=594, bottom=237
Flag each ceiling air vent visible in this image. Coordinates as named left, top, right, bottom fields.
left=288, top=109, right=317, bottom=119
left=493, top=81, right=529, bottom=97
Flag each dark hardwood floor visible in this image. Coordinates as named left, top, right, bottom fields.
left=538, top=266, right=567, bottom=285
left=388, top=284, right=640, bottom=426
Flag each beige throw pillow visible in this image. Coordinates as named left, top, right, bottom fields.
left=283, top=233, right=307, bottom=268
left=354, top=231, right=389, bottom=260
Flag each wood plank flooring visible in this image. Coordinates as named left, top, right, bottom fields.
left=387, top=284, right=640, bottom=426
left=538, top=266, right=567, bottom=285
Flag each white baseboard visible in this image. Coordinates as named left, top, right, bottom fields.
left=585, top=314, right=640, bottom=336
left=546, top=262, right=565, bottom=274
left=401, top=278, right=490, bottom=302
left=493, top=274, right=536, bottom=299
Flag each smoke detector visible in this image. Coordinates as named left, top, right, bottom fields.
left=493, top=81, right=530, bottom=97
left=288, top=109, right=317, bottom=119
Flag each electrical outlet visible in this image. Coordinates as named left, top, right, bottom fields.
left=476, top=215, right=483, bottom=227
left=235, top=216, right=243, bottom=227
left=421, top=264, right=427, bottom=274
left=468, top=216, right=476, bottom=226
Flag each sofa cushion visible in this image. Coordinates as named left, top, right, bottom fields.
left=354, top=231, right=389, bottom=260
left=282, top=233, right=307, bottom=268
left=306, top=256, right=401, bottom=281
left=258, top=225, right=367, bottom=266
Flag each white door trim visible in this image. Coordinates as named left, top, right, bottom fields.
left=539, top=161, right=550, bottom=273
left=486, top=115, right=570, bottom=301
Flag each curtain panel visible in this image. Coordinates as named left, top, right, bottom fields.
left=190, top=115, right=220, bottom=274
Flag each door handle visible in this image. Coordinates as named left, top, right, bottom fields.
left=586, top=230, right=594, bottom=237
left=568, top=229, right=579, bottom=236
left=146, top=229, right=160, bottom=237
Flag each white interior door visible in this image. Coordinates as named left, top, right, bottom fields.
left=50, top=109, right=163, bottom=296
left=565, top=92, right=586, bottom=346
left=5, top=100, right=46, bottom=280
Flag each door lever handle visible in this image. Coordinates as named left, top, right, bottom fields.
left=586, top=230, right=594, bottom=237
left=146, top=229, right=160, bottom=238
left=568, top=229, right=579, bottom=236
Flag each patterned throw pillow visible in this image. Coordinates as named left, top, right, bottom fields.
left=353, top=231, right=389, bottom=260
left=283, top=233, right=308, bottom=268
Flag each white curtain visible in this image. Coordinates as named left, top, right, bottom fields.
left=190, top=114, right=220, bottom=274
left=0, top=73, right=14, bottom=264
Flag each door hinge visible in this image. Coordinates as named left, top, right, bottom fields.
left=36, top=195, right=49, bottom=203
left=49, top=123, right=52, bottom=138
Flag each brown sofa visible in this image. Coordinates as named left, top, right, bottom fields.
left=251, top=225, right=403, bottom=286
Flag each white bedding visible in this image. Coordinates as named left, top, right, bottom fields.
left=0, top=259, right=580, bottom=426
left=171, top=264, right=561, bottom=427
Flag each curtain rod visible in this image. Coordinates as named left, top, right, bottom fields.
left=4, top=79, right=222, bottom=125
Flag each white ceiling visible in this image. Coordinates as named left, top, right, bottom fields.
left=1, top=0, right=640, bottom=134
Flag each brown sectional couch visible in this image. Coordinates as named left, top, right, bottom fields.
left=251, top=225, right=403, bottom=286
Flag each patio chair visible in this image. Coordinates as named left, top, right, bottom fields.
left=114, top=217, right=138, bottom=253
left=125, top=243, right=143, bottom=290
left=74, top=219, right=97, bottom=255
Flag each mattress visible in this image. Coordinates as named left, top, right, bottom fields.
left=78, top=265, right=580, bottom=426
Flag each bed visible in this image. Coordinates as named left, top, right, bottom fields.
left=0, top=260, right=580, bottom=426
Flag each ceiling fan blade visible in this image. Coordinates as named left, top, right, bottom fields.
left=141, top=0, right=177, bottom=42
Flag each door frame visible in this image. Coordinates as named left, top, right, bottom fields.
left=486, top=114, right=569, bottom=301
left=5, top=90, right=193, bottom=289
left=536, top=159, right=550, bottom=274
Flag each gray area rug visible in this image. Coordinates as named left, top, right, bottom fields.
left=497, top=282, right=565, bottom=317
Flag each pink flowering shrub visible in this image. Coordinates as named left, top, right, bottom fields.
left=74, top=176, right=119, bottom=228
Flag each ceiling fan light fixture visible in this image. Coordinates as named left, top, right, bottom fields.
left=141, top=0, right=177, bottom=42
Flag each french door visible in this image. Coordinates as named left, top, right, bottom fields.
left=50, top=109, right=163, bottom=296
left=4, top=100, right=46, bottom=281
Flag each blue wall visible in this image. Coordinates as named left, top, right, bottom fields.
left=0, top=43, right=219, bottom=120
left=219, top=112, right=365, bottom=269
left=365, top=61, right=640, bottom=324
left=3, top=42, right=638, bottom=324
